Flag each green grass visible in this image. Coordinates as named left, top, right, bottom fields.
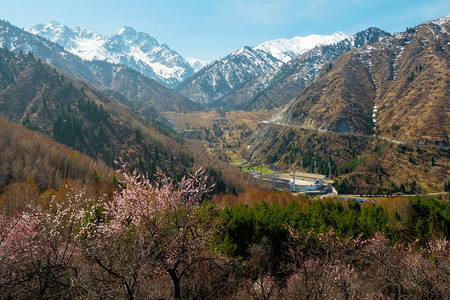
left=238, top=162, right=273, bottom=174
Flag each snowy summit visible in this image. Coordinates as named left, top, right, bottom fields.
left=255, top=31, right=349, bottom=63
left=26, top=21, right=201, bottom=87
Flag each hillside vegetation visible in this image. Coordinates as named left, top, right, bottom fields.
left=1, top=167, right=449, bottom=299
left=0, top=116, right=118, bottom=216
left=249, top=124, right=449, bottom=194
left=0, top=47, right=195, bottom=178
left=164, top=110, right=274, bottom=161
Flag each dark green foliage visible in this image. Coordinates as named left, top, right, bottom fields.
left=445, top=181, right=450, bottom=192
left=77, top=99, right=109, bottom=124
left=336, top=158, right=360, bottom=175
left=204, top=166, right=227, bottom=194
left=134, top=128, right=142, bottom=144
left=154, top=146, right=159, bottom=162
left=219, top=202, right=288, bottom=259
left=53, top=113, right=83, bottom=146
left=149, top=120, right=184, bottom=144
left=334, top=178, right=351, bottom=194
left=213, top=123, right=223, bottom=137
left=219, top=199, right=390, bottom=258
left=218, top=197, right=450, bottom=259
left=22, top=113, right=37, bottom=130
left=410, top=180, right=416, bottom=194
left=410, top=197, right=450, bottom=244
left=406, top=27, right=415, bottom=34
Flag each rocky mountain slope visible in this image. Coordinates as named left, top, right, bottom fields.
left=176, top=30, right=388, bottom=110
left=278, top=15, right=449, bottom=145
left=0, top=20, right=203, bottom=114
left=248, top=28, right=390, bottom=109
left=176, top=46, right=283, bottom=108
left=27, top=21, right=204, bottom=87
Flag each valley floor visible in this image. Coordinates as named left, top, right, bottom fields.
left=164, top=110, right=450, bottom=195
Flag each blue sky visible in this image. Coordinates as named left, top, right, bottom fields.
left=0, top=0, right=448, bottom=61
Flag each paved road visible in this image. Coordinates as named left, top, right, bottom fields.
left=259, top=121, right=448, bottom=149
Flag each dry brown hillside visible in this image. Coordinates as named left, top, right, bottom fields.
left=0, top=116, right=119, bottom=215
left=281, top=16, right=449, bottom=145
left=0, top=116, right=114, bottom=194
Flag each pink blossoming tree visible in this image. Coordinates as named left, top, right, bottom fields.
left=79, top=167, right=218, bottom=299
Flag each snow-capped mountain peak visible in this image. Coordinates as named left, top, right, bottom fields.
left=232, top=45, right=255, bottom=56
left=185, top=57, right=210, bottom=72
left=116, top=26, right=136, bottom=36
left=26, top=22, right=202, bottom=87
left=254, top=31, right=350, bottom=63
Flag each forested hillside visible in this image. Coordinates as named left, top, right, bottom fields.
left=0, top=47, right=194, bottom=178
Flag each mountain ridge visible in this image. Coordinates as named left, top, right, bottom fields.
left=0, top=20, right=203, bottom=114
left=177, top=27, right=389, bottom=110
left=27, top=21, right=199, bottom=87
left=247, top=27, right=391, bottom=109
left=255, top=31, right=349, bottom=62
left=277, top=15, right=449, bottom=144
left=176, top=46, right=283, bottom=107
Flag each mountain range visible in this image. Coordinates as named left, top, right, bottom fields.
left=23, top=21, right=394, bottom=112
left=0, top=15, right=448, bottom=195
left=176, top=29, right=389, bottom=109
left=276, top=15, right=449, bottom=145
left=0, top=20, right=203, bottom=115
left=27, top=21, right=209, bottom=87
left=26, top=23, right=370, bottom=110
